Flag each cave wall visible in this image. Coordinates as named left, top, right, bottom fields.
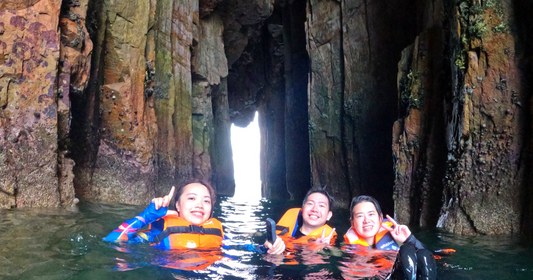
left=2, top=0, right=533, bottom=236
left=0, top=0, right=80, bottom=207
left=436, top=0, right=530, bottom=235
left=306, top=0, right=417, bottom=208
left=393, top=0, right=533, bottom=234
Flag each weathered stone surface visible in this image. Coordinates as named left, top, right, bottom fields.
left=154, top=0, right=195, bottom=194
left=281, top=0, right=311, bottom=201
left=393, top=26, right=447, bottom=226
left=515, top=0, right=533, bottom=234
left=192, top=13, right=228, bottom=85
left=212, top=77, right=235, bottom=195
left=259, top=18, right=288, bottom=199
left=191, top=12, right=228, bottom=184
left=226, top=28, right=265, bottom=127
left=192, top=81, right=213, bottom=182
left=220, top=0, right=275, bottom=127
left=0, top=0, right=41, bottom=11
left=58, top=150, right=76, bottom=206
left=57, top=0, right=92, bottom=205
left=307, top=0, right=347, bottom=206
left=0, top=0, right=65, bottom=208
left=74, top=0, right=157, bottom=204
left=342, top=0, right=417, bottom=210
left=221, top=0, right=274, bottom=26
left=437, top=0, right=525, bottom=235
left=199, top=0, right=220, bottom=19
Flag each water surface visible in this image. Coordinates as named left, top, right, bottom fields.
left=1, top=196, right=532, bottom=279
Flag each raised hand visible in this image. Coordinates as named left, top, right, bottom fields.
left=313, top=227, right=336, bottom=245
left=383, top=214, right=411, bottom=243
left=264, top=235, right=286, bottom=254
left=152, top=186, right=175, bottom=210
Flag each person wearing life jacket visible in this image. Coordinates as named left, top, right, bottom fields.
left=104, top=179, right=285, bottom=255
left=276, top=188, right=337, bottom=247
left=344, top=195, right=437, bottom=280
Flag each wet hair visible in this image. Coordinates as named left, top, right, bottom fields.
left=349, top=195, right=382, bottom=220
left=302, top=187, right=335, bottom=211
left=174, top=178, right=216, bottom=211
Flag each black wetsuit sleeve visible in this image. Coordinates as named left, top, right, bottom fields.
left=403, top=234, right=428, bottom=251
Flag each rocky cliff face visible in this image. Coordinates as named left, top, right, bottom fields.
left=2, top=0, right=533, bottom=235
left=393, top=0, right=533, bottom=235
left=0, top=0, right=79, bottom=207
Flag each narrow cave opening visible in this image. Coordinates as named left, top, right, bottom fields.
left=231, top=111, right=261, bottom=201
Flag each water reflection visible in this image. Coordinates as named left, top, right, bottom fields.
left=1, top=198, right=533, bottom=279
left=339, top=246, right=396, bottom=279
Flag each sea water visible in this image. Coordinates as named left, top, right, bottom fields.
left=1, top=196, right=533, bottom=279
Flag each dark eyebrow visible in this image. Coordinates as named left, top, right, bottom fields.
left=355, top=210, right=376, bottom=215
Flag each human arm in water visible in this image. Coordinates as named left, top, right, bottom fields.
left=103, top=187, right=175, bottom=243
left=383, top=215, right=437, bottom=280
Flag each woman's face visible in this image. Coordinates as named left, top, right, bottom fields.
left=351, top=201, right=383, bottom=244
left=176, top=183, right=212, bottom=225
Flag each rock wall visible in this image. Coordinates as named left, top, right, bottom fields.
left=0, top=0, right=79, bottom=208
left=306, top=0, right=417, bottom=208
left=437, top=0, right=528, bottom=235
left=3, top=0, right=533, bottom=236
left=393, top=0, right=533, bottom=234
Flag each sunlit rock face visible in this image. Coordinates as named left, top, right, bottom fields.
left=0, top=0, right=78, bottom=208
left=70, top=0, right=158, bottom=205
left=3, top=0, right=533, bottom=237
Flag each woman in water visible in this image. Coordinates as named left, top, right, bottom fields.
left=344, top=195, right=437, bottom=280
left=104, top=179, right=285, bottom=254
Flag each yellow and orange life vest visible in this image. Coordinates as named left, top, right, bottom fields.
left=343, top=220, right=398, bottom=250
left=149, top=215, right=224, bottom=249
left=276, top=208, right=337, bottom=244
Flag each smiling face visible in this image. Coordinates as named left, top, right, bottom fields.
left=351, top=201, right=383, bottom=245
left=300, top=192, right=333, bottom=235
left=175, top=183, right=212, bottom=225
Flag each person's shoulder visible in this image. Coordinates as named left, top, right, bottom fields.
left=166, top=210, right=179, bottom=216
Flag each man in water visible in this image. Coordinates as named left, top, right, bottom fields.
left=274, top=188, right=337, bottom=245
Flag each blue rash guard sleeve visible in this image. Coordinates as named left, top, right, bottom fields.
left=103, top=202, right=167, bottom=243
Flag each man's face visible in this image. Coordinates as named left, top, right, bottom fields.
left=351, top=201, right=383, bottom=242
left=301, top=193, right=332, bottom=231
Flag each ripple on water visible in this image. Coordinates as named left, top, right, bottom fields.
left=1, top=198, right=533, bottom=279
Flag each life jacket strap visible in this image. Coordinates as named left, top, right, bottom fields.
left=154, top=225, right=223, bottom=243
left=276, top=225, right=289, bottom=236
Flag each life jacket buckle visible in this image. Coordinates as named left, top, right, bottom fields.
left=189, top=224, right=205, bottom=234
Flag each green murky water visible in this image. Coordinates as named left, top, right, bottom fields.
left=1, top=196, right=532, bottom=279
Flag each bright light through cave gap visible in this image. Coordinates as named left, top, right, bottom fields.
left=231, top=111, right=261, bottom=201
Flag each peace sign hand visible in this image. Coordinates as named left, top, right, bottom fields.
left=313, top=227, right=336, bottom=245
left=152, top=186, right=175, bottom=210
left=382, top=214, right=411, bottom=243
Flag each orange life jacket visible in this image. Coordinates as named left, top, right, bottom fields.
left=149, top=215, right=224, bottom=249
left=276, top=208, right=337, bottom=244
left=343, top=220, right=398, bottom=250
